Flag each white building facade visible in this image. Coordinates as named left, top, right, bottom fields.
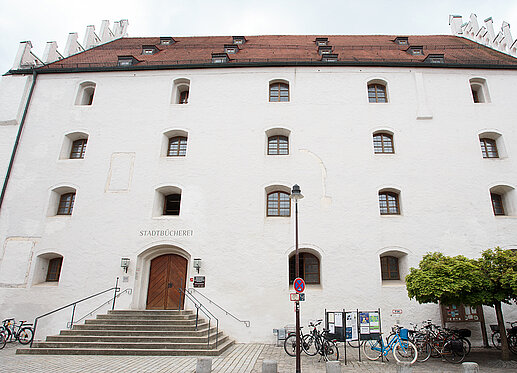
left=1, top=32, right=517, bottom=345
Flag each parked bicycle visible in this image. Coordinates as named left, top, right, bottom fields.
left=490, top=322, right=517, bottom=353
left=363, top=325, right=418, bottom=364
left=0, top=318, right=34, bottom=345
left=284, top=319, right=339, bottom=361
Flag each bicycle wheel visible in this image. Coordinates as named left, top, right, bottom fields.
left=508, top=334, right=517, bottom=354
left=492, top=332, right=501, bottom=349
left=347, top=340, right=364, bottom=348
left=414, top=340, right=431, bottom=362
left=460, top=337, right=471, bottom=355
left=363, top=338, right=382, bottom=361
left=18, top=327, right=33, bottom=345
left=284, top=334, right=297, bottom=357
left=302, top=334, right=318, bottom=356
left=0, top=333, right=6, bottom=350
left=393, top=340, right=417, bottom=364
left=442, top=340, right=466, bottom=364
left=322, top=339, right=339, bottom=361
left=0, top=326, right=12, bottom=343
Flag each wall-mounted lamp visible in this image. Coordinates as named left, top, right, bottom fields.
left=121, top=258, right=130, bottom=273
left=193, top=258, right=202, bottom=273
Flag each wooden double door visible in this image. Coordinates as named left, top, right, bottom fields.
left=146, top=254, right=188, bottom=310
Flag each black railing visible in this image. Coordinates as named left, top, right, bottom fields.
left=188, top=288, right=250, bottom=327
left=178, top=287, right=219, bottom=349
left=30, top=277, right=120, bottom=347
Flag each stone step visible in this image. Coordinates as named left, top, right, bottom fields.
left=106, top=310, right=195, bottom=314
left=46, top=331, right=224, bottom=343
left=59, top=327, right=216, bottom=337
left=33, top=336, right=229, bottom=350
left=17, top=339, right=235, bottom=356
left=72, top=323, right=208, bottom=331
left=96, top=314, right=197, bottom=321
left=84, top=319, right=199, bottom=326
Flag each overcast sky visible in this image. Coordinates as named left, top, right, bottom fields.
left=1, top=0, right=516, bottom=74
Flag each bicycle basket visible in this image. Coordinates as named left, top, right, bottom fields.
left=458, top=329, right=471, bottom=338
left=399, top=328, right=409, bottom=340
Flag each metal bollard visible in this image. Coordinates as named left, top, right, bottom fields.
left=396, top=361, right=412, bottom=373
left=326, top=360, right=342, bottom=373
left=262, top=359, right=278, bottom=373
left=196, top=357, right=212, bottom=373
left=462, top=362, right=479, bottom=373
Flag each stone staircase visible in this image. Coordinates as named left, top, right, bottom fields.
left=17, top=309, right=234, bottom=355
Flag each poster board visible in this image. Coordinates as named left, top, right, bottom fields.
left=325, top=311, right=345, bottom=342
left=359, top=310, right=381, bottom=341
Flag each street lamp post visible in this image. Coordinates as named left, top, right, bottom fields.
left=291, top=184, right=304, bottom=373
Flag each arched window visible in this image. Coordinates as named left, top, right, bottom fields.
left=478, top=131, right=506, bottom=159
left=57, top=193, right=75, bottom=215
left=368, top=82, right=387, bottom=103
left=269, top=81, right=289, bottom=102
left=168, top=136, right=187, bottom=157
left=379, top=190, right=400, bottom=215
left=267, top=191, right=291, bottom=216
left=268, top=135, right=289, bottom=155
left=75, top=82, right=96, bottom=106
left=373, top=132, right=394, bottom=154
left=172, top=78, right=190, bottom=104
left=470, top=78, right=490, bottom=103
left=380, top=256, right=400, bottom=280
left=33, top=253, right=64, bottom=284
left=70, top=139, right=87, bottom=159
left=289, top=252, right=320, bottom=284
left=489, top=185, right=515, bottom=216
left=154, top=186, right=182, bottom=217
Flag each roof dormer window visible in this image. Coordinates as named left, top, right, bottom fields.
left=425, top=54, right=445, bottom=63
left=232, top=36, right=246, bottom=45
left=224, top=44, right=239, bottom=54
left=315, top=38, right=329, bottom=46
left=394, top=37, right=409, bottom=45
left=142, top=45, right=159, bottom=55
left=407, top=46, right=424, bottom=56
left=318, top=46, right=333, bottom=55
left=117, top=56, right=138, bottom=66
left=211, top=53, right=229, bottom=63
left=321, top=54, right=338, bottom=62
left=160, top=37, right=175, bottom=45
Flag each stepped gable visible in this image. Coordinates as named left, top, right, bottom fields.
left=37, top=35, right=517, bottom=70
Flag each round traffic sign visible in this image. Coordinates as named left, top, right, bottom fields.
left=293, top=277, right=305, bottom=293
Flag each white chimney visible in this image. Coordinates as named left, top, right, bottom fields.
left=12, top=41, right=42, bottom=69
left=449, top=15, right=463, bottom=35
left=99, top=20, right=114, bottom=43
left=502, top=21, right=513, bottom=48
left=118, top=19, right=129, bottom=37
left=42, top=41, right=63, bottom=64
left=469, top=13, right=480, bottom=36
left=484, top=17, right=496, bottom=46
left=83, top=25, right=101, bottom=50
left=64, top=32, right=84, bottom=57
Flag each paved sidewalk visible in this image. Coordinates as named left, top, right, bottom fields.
left=2, top=342, right=517, bottom=372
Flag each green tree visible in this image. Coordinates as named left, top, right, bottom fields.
left=406, top=248, right=517, bottom=361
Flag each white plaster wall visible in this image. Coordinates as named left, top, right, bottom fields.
left=0, top=66, right=516, bottom=344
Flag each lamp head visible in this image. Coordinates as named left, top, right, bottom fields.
left=290, top=184, right=304, bottom=200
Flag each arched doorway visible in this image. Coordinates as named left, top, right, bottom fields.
left=146, top=254, right=187, bottom=309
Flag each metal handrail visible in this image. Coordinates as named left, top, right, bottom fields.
left=178, top=287, right=219, bottom=349
left=187, top=288, right=250, bottom=327
left=68, top=288, right=132, bottom=328
left=30, top=277, right=120, bottom=347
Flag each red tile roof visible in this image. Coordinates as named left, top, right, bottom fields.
left=38, top=35, right=517, bottom=71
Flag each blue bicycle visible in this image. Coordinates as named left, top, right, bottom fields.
left=363, top=325, right=418, bottom=364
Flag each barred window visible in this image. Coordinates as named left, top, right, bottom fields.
left=380, top=256, right=400, bottom=280
left=379, top=191, right=400, bottom=215
left=164, top=194, right=181, bottom=215
left=167, top=137, right=187, bottom=157
left=368, top=84, right=387, bottom=103
left=268, top=135, right=289, bottom=155
left=70, top=139, right=87, bottom=159
left=269, top=82, right=289, bottom=102
left=373, top=133, right=394, bottom=154
left=57, top=193, right=75, bottom=215
left=289, top=253, right=320, bottom=284
left=480, top=138, right=498, bottom=158
left=267, top=191, right=291, bottom=216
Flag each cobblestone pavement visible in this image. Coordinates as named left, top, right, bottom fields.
left=2, top=342, right=517, bottom=372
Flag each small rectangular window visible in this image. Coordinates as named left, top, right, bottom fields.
left=164, top=194, right=181, bottom=215
left=160, top=37, right=175, bottom=45
left=381, top=256, right=400, bottom=280
left=491, top=193, right=505, bottom=215
left=70, top=139, right=87, bottom=159
left=46, top=257, right=63, bottom=282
